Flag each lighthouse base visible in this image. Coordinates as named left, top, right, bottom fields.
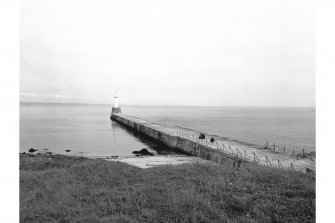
left=112, top=107, right=121, bottom=114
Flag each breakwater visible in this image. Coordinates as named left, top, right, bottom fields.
left=110, top=110, right=315, bottom=172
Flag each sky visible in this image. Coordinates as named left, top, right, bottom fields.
left=20, top=0, right=315, bottom=106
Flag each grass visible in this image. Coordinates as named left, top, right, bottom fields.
left=20, top=153, right=315, bottom=223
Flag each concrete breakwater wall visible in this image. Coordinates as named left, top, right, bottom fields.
left=111, top=113, right=251, bottom=167
left=110, top=111, right=315, bottom=172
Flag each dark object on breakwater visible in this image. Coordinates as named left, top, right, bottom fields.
left=210, top=138, right=215, bottom=143
left=29, top=148, right=37, bottom=153
left=199, top=133, right=205, bottom=139
left=65, top=150, right=71, bottom=152
left=132, top=148, right=154, bottom=156
left=46, top=152, right=53, bottom=155
left=44, top=148, right=48, bottom=150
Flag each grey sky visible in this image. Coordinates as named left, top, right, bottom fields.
left=20, top=0, right=314, bottom=106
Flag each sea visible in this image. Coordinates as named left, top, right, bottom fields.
left=20, top=104, right=315, bottom=158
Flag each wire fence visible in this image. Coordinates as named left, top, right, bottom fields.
left=263, top=141, right=315, bottom=161
left=176, top=130, right=312, bottom=172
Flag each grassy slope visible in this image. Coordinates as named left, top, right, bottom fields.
left=20, top=153, right=315, bottom=223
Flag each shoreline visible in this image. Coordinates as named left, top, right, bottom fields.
left=20, top=149, right=213, bottom=169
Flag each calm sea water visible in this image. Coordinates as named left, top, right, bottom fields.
left=20, top=105, right=315, bottom=157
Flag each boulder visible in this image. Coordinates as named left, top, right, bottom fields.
left=28, top=148, right=37, bottom=153
left=132, top=148, right=154, bottom=156
left=65, top=150, right=71, bottom=152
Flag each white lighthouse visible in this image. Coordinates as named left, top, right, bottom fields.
left=111, top=91, right=121, bottom=115
left=114, top=91, right=119, bottom=108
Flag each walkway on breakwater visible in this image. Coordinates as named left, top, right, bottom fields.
left=111, top=112, right=315, bottom=172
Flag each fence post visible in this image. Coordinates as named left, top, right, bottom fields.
left=222, top=144, right=228, bottom=153
left=216, top=142, right=222, bottom=150
left=244, top=149, right=248, bottom=159
left=264, top=141, right=268, bottom=149
left=236, top=147, right=243, bottom=158
left=253, top=152, right=260, bottom=163
left=277, top=159, right=283, bottom=168
left=230, top=146, right=236, bottom=156
left=265, top=156, right=272, bottom=167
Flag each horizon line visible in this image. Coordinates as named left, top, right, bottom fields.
left=19, top=101, right=316, bottom=108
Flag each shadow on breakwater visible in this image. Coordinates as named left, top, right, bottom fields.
left=110, top=120, right=189, bottom=156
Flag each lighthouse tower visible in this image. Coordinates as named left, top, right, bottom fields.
left=111, top=91, right=121, bottom=114
left=114, top=91, right=119, bottom=108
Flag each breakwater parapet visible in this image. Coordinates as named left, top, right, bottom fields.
left=110, top=111, right=315, bottom=172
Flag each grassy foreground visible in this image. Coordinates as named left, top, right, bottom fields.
left=20, top=153, right=315, bottom=223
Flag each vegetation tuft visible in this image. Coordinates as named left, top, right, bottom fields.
left=20, top=153, right=315, bottom=223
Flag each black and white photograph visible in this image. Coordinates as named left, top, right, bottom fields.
left=4, top=0, right=332, bottom=222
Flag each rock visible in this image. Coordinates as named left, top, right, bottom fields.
left=65, top=150, right=71, bottom=152
left=210, top=137, right=215, bottom=142
left=46, top=152, right=52, bottom=155
left=199, top=133, right=205, bottom=139
left=28, top=148, right=37, bottom=153
left=132, top=148, right=154, bottom=156
left=44, top=148, right=48, bottom=150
